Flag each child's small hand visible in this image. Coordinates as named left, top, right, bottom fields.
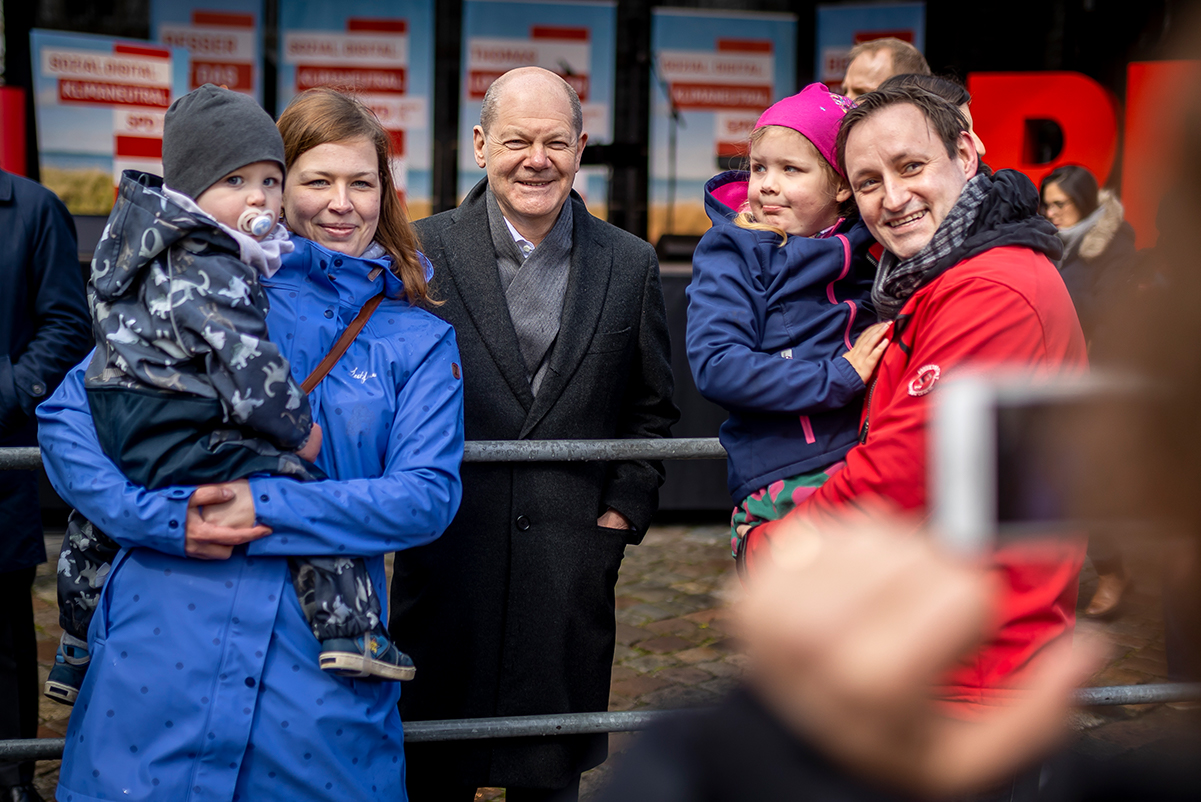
left=297, top=423, right=322, bottom=463
left=842, top=322, right=891, bottom=383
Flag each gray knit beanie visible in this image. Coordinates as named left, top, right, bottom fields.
left=162, top=84, right=285, bottom=200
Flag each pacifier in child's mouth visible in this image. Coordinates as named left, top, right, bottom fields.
left=238, top=208, right=276, bottom=238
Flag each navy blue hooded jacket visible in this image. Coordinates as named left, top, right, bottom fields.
left=686, top=170, right=877, bottom=503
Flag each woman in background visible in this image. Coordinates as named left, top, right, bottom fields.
left=1041, top=164, right=1139, bottom=618
left=1040, top=165, right=1138, bottom=344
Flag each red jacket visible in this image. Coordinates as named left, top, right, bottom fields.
left=746, top=245, right=1089, bottom=710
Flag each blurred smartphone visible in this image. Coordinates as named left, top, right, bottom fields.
left=931, top=373, right=1156, bottom=556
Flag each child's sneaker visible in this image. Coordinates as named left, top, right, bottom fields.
left=319, top=630, right=415, bottom=681
left=44, top=636, right=90, bottom=705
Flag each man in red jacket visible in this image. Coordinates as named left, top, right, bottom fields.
left=741, top=85, right=1088, bottom=710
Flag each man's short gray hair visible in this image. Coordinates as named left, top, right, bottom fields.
left=846, top=37, right=931, bottom=77
left=479, top=70, right=584, bottom=138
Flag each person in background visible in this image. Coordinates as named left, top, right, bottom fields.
left=686, top=84, right=888, bottom=569
left=1040, top=165, right=1138, bottom=343
left=395, top=66, right=677, bottom=802
left=841, top=37, right=931, bottom=99
left=0, top=166, right=91, bottom=802
left=1040, top=164, right=1138, bottom=619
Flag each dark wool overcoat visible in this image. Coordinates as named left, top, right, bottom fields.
left=0, top=169, right=90, bottom=573
left=392, top=179, right=678, bottom=789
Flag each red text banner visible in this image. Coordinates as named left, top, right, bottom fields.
left=467, top=69, right=504, bottom=98
left=295, top=65, right=406, bottom=94
left=670, top=83, right=772, bottom=111
left=114, top=134, right=163, bottom=159
left=59, top=79, right=171, bottom=108
left=0, top=86, right=25, bottom=175
left=191, top=61, right=253, bottom=91
left=466, top=30, right=591, bottom=101
left=715, top=111, right=757, bottom=158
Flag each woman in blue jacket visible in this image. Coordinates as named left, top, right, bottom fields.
left=685, top=84, right=889, bottom=564
left=37, top=88, right=464, bottom=802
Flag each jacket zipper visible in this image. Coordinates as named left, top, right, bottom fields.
left=859, top=316, right=906, bottom=444
left=799, top=414, right=816, bottom=444
left=858, top=378, right=877, bottom=445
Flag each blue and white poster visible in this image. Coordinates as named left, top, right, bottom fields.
left=31, top=29, right=189, bottom=215
left=650, top=8, right=796, bottom=243
left=278, top=0, right=434, bottom=218
left=459, top=0, right=616, bottom=218
left=815, top=2, right=926, bottom=89
left=152, top=0, right=263, bottom=101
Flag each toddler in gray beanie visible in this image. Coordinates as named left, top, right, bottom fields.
left=161, top=83, right=286, bottom=240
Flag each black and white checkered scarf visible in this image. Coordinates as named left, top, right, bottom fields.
left=872, top=175, right=990, bottom=320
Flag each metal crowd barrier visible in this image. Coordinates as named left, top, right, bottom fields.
left=6, top=682, right=1201, bottom=762
left=3, top=440, right=1200, bottom=763
left=0, top=439, right=728, bottom=471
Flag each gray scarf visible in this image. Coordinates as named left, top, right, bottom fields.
left=1054, top=202, right=1104, bottom=265
left=872, top=175, right=989, bottom=320
left=486, top=187, right=573, bottom=394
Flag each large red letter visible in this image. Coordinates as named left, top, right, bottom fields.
left=1122, top=61, right=1200, bottom=248
left=967, top=72, right=1118, bottom=189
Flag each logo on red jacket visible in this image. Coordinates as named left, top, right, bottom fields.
left=908, top=364, right=941, bottom=396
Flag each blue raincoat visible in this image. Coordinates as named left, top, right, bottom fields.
left=37, top=237, right=465, bottom=802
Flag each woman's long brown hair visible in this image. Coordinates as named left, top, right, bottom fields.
left=277, top=87, right=432, bottom=303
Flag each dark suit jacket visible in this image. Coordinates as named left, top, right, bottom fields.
left=0, top=169, right=90, bottom=572
left=392, top=179, right=678, bottom=788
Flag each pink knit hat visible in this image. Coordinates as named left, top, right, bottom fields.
left=754, top=83, right=856, bottom=177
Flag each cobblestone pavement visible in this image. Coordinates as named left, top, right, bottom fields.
left=23, top=523, right=1188, bottom=800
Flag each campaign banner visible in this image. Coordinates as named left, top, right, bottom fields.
left=815, top=2, right=926, bottom=89
left=31, top=29, right=189, bottom=215
left=460, top=0, right=616, bottom=219
left=649, top=9, right=796, bottom=243
left=152, top=0, right=262, bottom=100
left=279, top=0, right=433, bottom=218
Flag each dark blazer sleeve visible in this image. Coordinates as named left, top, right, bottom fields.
left=0, top=178, right=90, bottom=439
left=602, top=242, right=679, bottom=534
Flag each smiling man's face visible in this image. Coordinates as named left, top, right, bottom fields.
left=844, top=102, right=976, bottom=260
left=473, top=70, right=586, bottom=245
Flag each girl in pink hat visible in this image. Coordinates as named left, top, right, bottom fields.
left=685, top=83, right=890, bottom=570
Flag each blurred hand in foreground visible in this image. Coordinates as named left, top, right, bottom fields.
left=735, top=517, right=1106, bottom=798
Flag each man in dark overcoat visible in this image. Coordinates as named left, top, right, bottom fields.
left=0, top=167, right=90, bottom=801
left=392, top=67, right=677, bottom=802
